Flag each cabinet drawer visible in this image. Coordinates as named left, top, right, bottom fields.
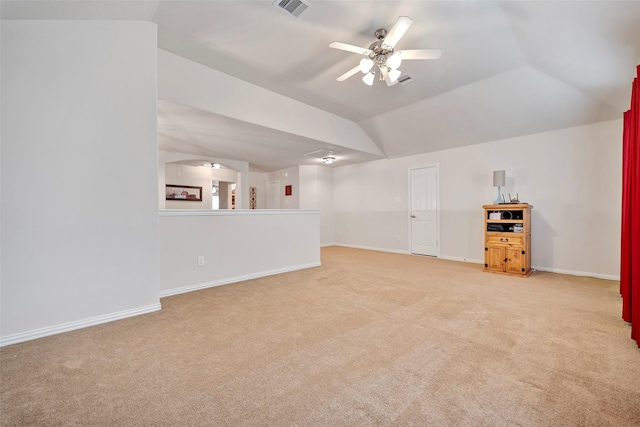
left=486, top=235, right=522, bottom=245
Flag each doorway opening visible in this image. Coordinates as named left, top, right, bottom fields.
left=268, top=181, right=281, bottom=209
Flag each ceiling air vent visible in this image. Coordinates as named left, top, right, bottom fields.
left=273, top=0, right=311, bottom=17
left=397, top=74, right=415, bottom=85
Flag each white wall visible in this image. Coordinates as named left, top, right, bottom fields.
left=300, top=165, right=335, bottom=246
left=268, top=166, right=300, bottom=209
left=158, top=151, right=249, bottom=209
left=334, top=119, right=622, bottom=279
left=249, top=165, right=334, bottom=245
left=1, top=21, right=160, bottom=345
left=159, top=210, right=321, bottom=296
left=164, top=163, right=238, bottom=210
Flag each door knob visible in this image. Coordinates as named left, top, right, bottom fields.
left=411, top=215, right=416, bottom=218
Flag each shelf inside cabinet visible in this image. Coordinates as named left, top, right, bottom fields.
left=486, top=232, right=523, bottom=236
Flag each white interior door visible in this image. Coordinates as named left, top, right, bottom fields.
left=268, top=181, right=281, bottom=209
left=410, top=166, right=438, bottom=256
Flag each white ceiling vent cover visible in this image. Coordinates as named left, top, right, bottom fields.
left=398, top=74, right=415, bottom=85
left=273, top=0, right=311, bottom=17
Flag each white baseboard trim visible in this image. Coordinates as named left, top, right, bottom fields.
left=320, top=243, right=335, bottom=248
left=436, top=257, right=619, bottom=280
left=0, top=303, right=162, bottom=347
left=329, top=249, right=619, bottom=281
left=439, top=256, right=484, bottom=264
left=532, top=266, right=620, bottom=281
left=159, top=262, right=322, bottom=298
left=333, top=244, right=410, bottom=255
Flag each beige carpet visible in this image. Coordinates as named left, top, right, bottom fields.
left=2, top=246, right=639, bottom=426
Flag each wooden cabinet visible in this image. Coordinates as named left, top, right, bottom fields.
left=483, top=204, right=533, bottom=277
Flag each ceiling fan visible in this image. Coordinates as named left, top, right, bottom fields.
left=329, top=16, right=441, bottom=86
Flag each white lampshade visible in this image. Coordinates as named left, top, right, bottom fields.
left=388, top=69, right=401, bottom=83
left=362, top=71, right=375, bottom=86
left=387, top=52, right=402, bottom=70
left=493, top=170, right=505, bottom=187
left=359, top=58, right=374, bottom=74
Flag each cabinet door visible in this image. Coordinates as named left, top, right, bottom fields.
left=505, top=248, right=523, bottom=274
left=486, top=246, right=505, bottom=271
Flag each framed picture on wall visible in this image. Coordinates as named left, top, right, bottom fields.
left=285, top=185, right=292, bottom=196
left=166, top=184, right=202, bottom=201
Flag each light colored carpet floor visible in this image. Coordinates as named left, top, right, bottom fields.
left=2, top=246, right=639, bottom=426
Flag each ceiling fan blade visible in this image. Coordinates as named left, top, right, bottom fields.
left=336, top=65, right=361, bottom=82
left=399, top=49, right=442, bottom=60
left=382, top=16, right=413, bottom=48
left=329, top=42, right=372, bottom=56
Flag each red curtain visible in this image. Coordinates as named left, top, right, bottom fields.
left=621, top=65, right=639, bottom=347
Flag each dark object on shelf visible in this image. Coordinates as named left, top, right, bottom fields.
left=487, top=224, right=505, bottom=232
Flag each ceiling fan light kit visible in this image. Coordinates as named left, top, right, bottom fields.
left=387, top=52, right=402, bottom=70
left=388, top=69, right=401, bottom=83
left=323, top=156, right=336, bottom=164
left=329, top=16, right=441, bottom=87
left=362, top=71, right=375, bottom=86
left=360, top=58, right=374, bottom=74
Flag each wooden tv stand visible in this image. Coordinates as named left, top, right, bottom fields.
left=483, top=204, right=533, bottom=277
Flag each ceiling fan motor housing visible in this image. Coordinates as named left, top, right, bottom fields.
left=368, top=38, right=394, bottom=67
left=374, top=28, right=388, bottom=40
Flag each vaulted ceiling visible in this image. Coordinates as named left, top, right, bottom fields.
left=3, top=1, right=639, bottom=171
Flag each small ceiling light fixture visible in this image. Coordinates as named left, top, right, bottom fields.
left=323, top=156, right=336, bottom=164
left=211, top=163, right=222, bottom=169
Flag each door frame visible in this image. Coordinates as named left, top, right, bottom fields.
left=407, top=164, right=440, bottom=257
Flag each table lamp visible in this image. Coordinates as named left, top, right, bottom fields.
left=493, top=170, right=505, bottom=204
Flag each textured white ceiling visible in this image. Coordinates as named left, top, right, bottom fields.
left=3, top=0, right=639, bottom=171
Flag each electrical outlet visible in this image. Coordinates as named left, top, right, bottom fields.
left=397, top=234, right=402, bottom=241
left=197, top=256, right=205, bottom=267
